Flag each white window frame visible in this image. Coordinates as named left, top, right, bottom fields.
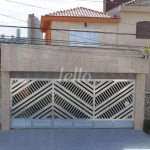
left=70, top=29, right=100, bottom=47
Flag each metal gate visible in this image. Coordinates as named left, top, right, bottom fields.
left=10, top=79, right=135, bottom=128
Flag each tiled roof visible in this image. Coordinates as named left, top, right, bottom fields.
left=47, top=7, right=116, bottom=19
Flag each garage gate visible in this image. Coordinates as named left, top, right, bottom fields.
left=10, top=79, right=135, bottom=128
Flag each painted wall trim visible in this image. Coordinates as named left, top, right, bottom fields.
left=40, top=16, right=120, bottom=32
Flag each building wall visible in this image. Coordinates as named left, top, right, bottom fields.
left=50, top=6, right=150, bottom=48
left=1, top=44, right=149, bottom=73
left=0, top=44, right=149, bottom=130
left=114, top=6, right=150, bottom=92
left=50, top=17, right=150, bottom=95
left=117, top=8, right=150, bottom=46
left=51, top=21, right=118, bottom=46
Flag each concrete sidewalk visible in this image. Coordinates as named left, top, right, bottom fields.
left=0, top=129, right=150, bottom=150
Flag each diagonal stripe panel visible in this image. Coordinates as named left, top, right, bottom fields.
left=11, top=79, right=53, bottom=119
left=53, top=80, right=94, bottom=119
left=94, top=81, right=135, bottom=119
left=11, top=79, right=135, bottom=128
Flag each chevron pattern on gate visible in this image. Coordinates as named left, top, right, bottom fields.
left=11, top=79, right=53, bottom=119
left=11, top=79, right=135, bottom=122
left=94, top=81, right=134, bottom=119
left=53, top=80, right=94, bottom=119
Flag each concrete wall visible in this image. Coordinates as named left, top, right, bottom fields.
left=1, top=44, right=149, bottom=73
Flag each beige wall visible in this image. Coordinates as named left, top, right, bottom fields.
left=117, top=6, right=150, bottom=92
left=107, top=5, right=150, bottom=47
left=51, top=6, right=150, bottom=48
left=118, top=6, right=150, bottom=92
left=117, top=11, right=150, bottom=46
left=51, top=21, right=118, bottom=46
left=1, top=44, right=149, bottom=73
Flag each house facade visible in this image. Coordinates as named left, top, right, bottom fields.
left=0, top=4, right=150, bottom=130
left=105, top=1, right=150, bottom=120
left=41, top=5, right=150, bottom=91
left=41, top=6, right=150, bottom=47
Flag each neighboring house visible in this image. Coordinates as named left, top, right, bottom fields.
left=0, top=5, right=150, bottom=131
left=27, top=14, right=44, bottom=45
left=104, top=0, right=150, bottom=119
left=106, top=0, right=150, bottom=120
left=103, top=0, right=129, bottom=13
left=103, top=0, right=150, bottom=13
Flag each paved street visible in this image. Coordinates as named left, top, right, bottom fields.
left=0, top=129, right=150, bottom=150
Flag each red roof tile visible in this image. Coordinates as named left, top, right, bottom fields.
left=47, top=7, right=117, bottom=19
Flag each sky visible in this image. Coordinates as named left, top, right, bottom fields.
left=0, top=0, right=103, bottom=37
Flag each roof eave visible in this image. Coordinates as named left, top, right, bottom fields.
left=41, top=16, right=120, bottom=32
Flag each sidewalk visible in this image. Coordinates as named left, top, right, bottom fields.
left=0, top=129, right=150, bottom=150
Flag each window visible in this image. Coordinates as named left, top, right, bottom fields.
left=70, top=30, right=100, bottom=46
left=136, top=21, right=150, bottom=39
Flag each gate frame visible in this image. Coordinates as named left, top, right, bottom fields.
left=10, top=78, right=135, bottom=129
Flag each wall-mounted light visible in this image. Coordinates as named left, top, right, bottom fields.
left=84, top=23, right=87, bottom=28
